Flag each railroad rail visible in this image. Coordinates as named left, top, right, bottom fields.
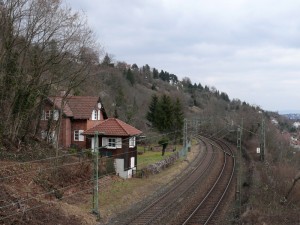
left=181, top=137, right=235, bottom=225
left=120, top=135, right=235, bottom=225
left=123, top=136, right=214, bottom=225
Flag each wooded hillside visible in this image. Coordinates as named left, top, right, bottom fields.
left=0, top=1, right=299, bottom=224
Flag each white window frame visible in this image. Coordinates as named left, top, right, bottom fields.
left=130, top=157, right=135, bottom=168
left=41, top=110, right=46, bottom=120
left=45, top=110, right=52, bottom=120
left=92, top=109, right=101, bottom=121
left=129, top=137, right=136, bottom=148
left=107, top=138, right=116, bottom=149
left=98, top=110, right=101, bottom=120
left=74, top=130, right=84, bottom=141
left=102, top=137, right=122, bottom=149
left=42, top=110, right=59, bottom=120
left=53, top=110, right=59, bottom=120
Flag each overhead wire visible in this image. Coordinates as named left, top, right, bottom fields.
left=0, top=127, right=187, bottom=221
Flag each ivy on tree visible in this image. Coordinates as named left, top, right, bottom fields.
left=158, top=137, right=169, bottom=156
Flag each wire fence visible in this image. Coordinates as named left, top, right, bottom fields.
left=0, top=123, right=202, bottom=223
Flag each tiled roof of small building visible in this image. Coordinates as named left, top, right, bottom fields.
left=83, top=118, right=142, bottom=136
left=48, top=96, right=107, bottom=119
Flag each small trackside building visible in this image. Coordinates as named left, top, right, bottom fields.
left=83, top=118, right=142, bottom=179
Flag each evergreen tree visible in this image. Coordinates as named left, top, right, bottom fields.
left=156, top=94, right=173, bottom=132
left=153, top=68, right=159, bottom=79
left=131, top=63, right=139, bottom=71
left=159, top=70, right=165, bottom=81
left=169, top=74, right=178, bottom=84
left=102, top=53, right=112, bottom=66
left=146, top=95, right=184, bottom=135
left=126, top=68, right=135, bottom=86
left=173, top=97, right=184, bottom=130
left=142, top=64, right=151, bottom=79
left=220, top=92, right=230, bottom=102
left=146, top=94, right=159, bottom=127
left=198, top=82, right=204, bottom=91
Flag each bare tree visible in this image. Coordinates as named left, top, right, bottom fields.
left=285, top=171, right=300, bottom=200
left=0, top=0, right=100, bottom=143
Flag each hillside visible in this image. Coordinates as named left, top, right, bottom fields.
left=1, top=1, right=300, bottom=224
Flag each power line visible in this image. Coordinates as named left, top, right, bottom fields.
left=0, top=177, right=94, bottom=211
left=0, top=186, right=93, bottom=222
left=0, top=158, right=93, bottom=181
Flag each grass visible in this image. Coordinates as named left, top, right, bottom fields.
left=137, top=144, right=182, bottom=168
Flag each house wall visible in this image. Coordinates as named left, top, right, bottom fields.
left=99, top=136, right=137, bottom=171
left=39, top=102, right=60, bottom=145
left=40, top=98, right=107, bottom=149
left=86, top=119, right=101, bottom=130
left=71, top=119, right=87, bottom=149
left=122, top=137, right=137, bottom=170
left=39, top=103, right=54, bottom=131
left=61, top=118, right=71, bottom=147
left=115, top=158, right=136, bottom=179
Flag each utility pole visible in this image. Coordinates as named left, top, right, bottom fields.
left=236, top=120, right=243, bottom=216
left=183, top=118, right=188, bottom=156
left=260, top=117, right=266, bottom=162
left=92, top=132, right=100, bottom=219
left=195, top=119, right=199, bottom=137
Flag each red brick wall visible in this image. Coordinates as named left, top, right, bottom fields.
left=39, top=103, right=54, bottom=131
left=40, top=101, right=108, bottom=149
left=60, top=118, right=71, bottom=147
left=87, top=120, right=101, bottom=130
left=71, top=119, right=87, bottom=149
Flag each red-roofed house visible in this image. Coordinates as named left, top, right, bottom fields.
left=40, top=96, right=108, bottom=149
left=83, top=118, right=142, bottom=179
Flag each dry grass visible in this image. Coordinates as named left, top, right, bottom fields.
left=97, top=144, right=199, bottom=223
left=0, top=143, right=203, bottom=224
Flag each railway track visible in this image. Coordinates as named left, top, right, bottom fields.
left=181, top=138, right=235, bottom=225
left=121, top=135, right=235, bottom=225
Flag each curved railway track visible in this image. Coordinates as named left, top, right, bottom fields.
left=121, top=135, right=235, bottom=225
left=181, top=137, right=235, bottom=225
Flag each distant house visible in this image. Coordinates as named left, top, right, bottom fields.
left=83, top=118, right=142, bottom=179
left=293, top=122, right=300, bottom=129
left=40, top=96, right=107, bottom=149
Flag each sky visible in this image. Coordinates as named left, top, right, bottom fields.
left=69, top=0, right=300, bottom=113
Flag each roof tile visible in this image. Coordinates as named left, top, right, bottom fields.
left=48, top=96, right=101, bottom=119
left=83, top=118, right=142, bottom=136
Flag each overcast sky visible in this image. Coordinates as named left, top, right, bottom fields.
left=69, top=0, right=300, bottom=113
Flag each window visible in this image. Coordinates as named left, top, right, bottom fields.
left=108, top=138, right=116, bottom=148
left=42, top=110, right=59, bottom=120
left=41, top=131, right=56, bottom=143
left=53, top=110, right=59, bottom=120
left=92, top=109, right=101, bottom=120
left=74, top=130, right=84, bottom=141
left=102, top=137, right=122, bottom=149
left=45, top=110, right=52, bottom=120
left=129, top=137, right=136, bottom=148
left=130, top=157, right=135, bottom=168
